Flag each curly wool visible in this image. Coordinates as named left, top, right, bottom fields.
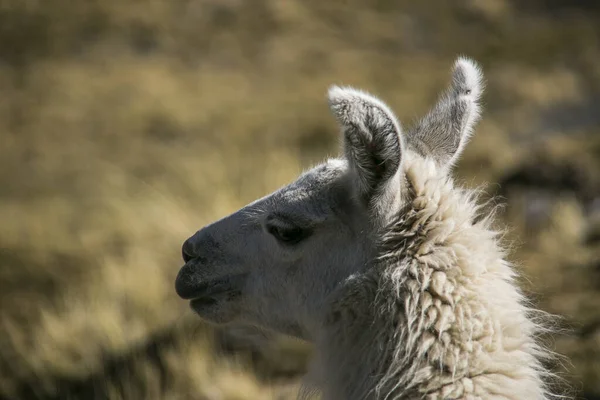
left=312, top=155, right=555, bottom=400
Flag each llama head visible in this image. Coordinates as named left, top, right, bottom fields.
left=175, top=57, right=483, bottom=338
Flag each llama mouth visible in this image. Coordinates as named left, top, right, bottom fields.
left=187, top=278, right=235, bottom=298
left=181, top=274, right=247, bottom=311
left=176, top=269, right=248, bottom=299
left=190, top=289, right=241, bottom=309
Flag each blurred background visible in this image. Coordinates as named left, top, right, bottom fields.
left=0, top=0, right=598, bottom=399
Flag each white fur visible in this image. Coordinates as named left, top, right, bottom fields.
left=311, top=153, right=553, bottom=399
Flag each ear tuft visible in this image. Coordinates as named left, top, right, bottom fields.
left=452, top=57, right=484, bottom=100
left=327, top=85, right=403, bottom=206
left=328, top=86, right=400, bottom=130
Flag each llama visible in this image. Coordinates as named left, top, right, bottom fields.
left=175, top=57, right=554, bottom=399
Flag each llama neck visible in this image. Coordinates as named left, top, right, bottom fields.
left=312, top=275, right=422, bottom=400
left=311, top=159, right=550, bottom=400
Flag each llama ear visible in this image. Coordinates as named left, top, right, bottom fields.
left=328, top=86, right=403, bottom=206
left=409, top=57, right=484, bottom=169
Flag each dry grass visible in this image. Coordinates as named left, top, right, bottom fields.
left=0, top=0, right=598, bottom=398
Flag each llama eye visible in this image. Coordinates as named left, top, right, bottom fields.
left=267, top=224, right=306, bottom=245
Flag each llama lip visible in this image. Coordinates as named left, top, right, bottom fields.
left=190, top=289, right=241, bottom=309
left=183, top=278, right=235, bottom=300
left=176, top=272, right=248, bottom=301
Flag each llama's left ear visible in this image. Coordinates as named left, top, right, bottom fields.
left=328, top=86, right=403, bottom=207
left=409, top=57, right=484, bottom=169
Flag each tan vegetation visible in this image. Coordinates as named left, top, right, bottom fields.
left=0, top=0, right=598, bottom=398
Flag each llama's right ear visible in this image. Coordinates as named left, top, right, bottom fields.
left=328, top=86, right=403, bottom=207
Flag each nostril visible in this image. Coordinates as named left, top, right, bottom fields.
left=182, top=240, right=195, bottom=263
